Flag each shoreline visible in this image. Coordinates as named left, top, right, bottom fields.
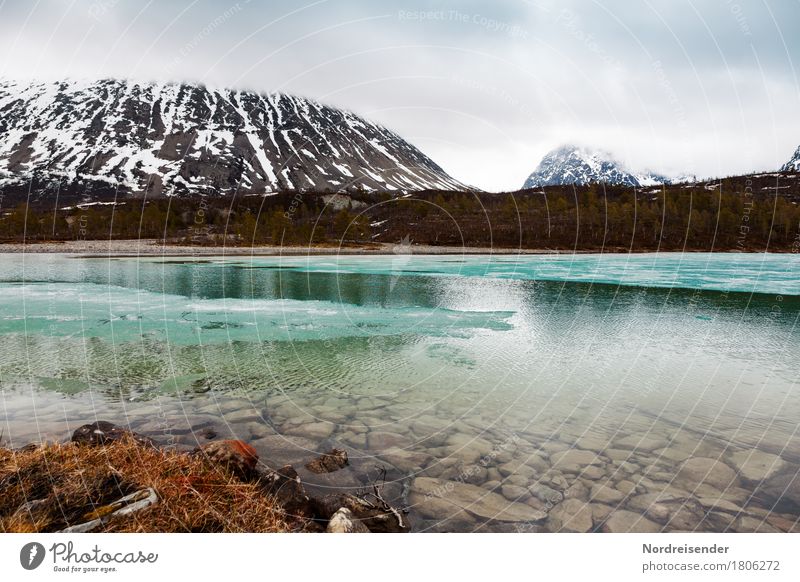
left=0, top=420, right=409, bottom=533
left=0, top=239, right=782, bottom=256
left=4, top=416, right=798, bottom=533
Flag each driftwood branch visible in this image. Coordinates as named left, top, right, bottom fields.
left=354, top=465, right=409, bottom=529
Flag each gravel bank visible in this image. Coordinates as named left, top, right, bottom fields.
left=0, top=239, right=561, bottom=256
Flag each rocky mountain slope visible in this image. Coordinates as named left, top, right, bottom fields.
left=522, top=144, right=670, bottom=189
left=0, top=78, right=465, bottom=197
left=781, top=146, right=800, bottom=172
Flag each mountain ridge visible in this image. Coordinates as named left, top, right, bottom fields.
left=522, top=144, right=673, bottom=190
left=0, top=78, right=467, bottom=197
left=781, top=146, right=800, bottom=172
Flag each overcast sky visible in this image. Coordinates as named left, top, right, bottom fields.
left=0, top=0, right=798, bottom=191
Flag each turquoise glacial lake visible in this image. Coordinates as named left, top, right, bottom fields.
left=1, top=252, right=799, bottom=532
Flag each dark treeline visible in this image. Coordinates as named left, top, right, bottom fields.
left=1, top=172, right=799, bottom=251
left=0, top=193, right=371, bottom=246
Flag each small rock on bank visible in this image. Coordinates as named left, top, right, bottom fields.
left=326, top=508, right=370, bottom=533
left=72, top=421, right=154, bottom=447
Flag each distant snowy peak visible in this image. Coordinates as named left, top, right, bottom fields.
left=522, top=145, right=670, bottom=189
left=781, top=146, right=800, bottom=172
left=0, top=78, right=466, bottom=196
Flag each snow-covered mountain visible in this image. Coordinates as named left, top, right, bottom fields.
left=0, top=78, right=466, bottom=197
left=781, top=146, right=800, bottom=172
left=522, top=145, right=669, bottom=189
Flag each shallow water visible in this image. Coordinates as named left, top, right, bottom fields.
left=1, top=252, right=798, bottom=532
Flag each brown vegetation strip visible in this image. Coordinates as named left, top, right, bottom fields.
left=0, top=438, right=296, bottom=533
left=2, top=174, right=800, bottom=251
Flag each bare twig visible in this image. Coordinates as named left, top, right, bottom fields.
left=355, top=465, right=409, bottom=529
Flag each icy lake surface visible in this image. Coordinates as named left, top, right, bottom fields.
left=1, top=252, right=798, bottom=532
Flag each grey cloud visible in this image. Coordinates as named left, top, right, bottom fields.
left=0, top=0, right=797, bottom=190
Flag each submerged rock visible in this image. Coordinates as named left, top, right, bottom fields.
left=627, top=493, right=687, bottom=524
left=729, top=450, right=787, bottom=483
left=299, top=465, right=369, bottom=501
left=244, top=421, right=276, bottom=440
left=615, top=480, right=638, bottom=496
left=601, top=510, right=662, bottom=533
left=305, top=448, right=349, bottom=474
left=653, top=447, right=691, bottom=463
left=366, top=431, right=409, bottom=451
left=410, top=477, right=547, bottom=523
left=194, top=440, right=259, bottom=479
left=377, top=448, right=432, bottom=474
left=765, top=514, right=800, bottom=533
left=548, top=498, right=594, bottom=532
left=614, top=434, right=668, bottom=453
left=249, top=434, right=318, bottom=468
left=752, top=472, right=800, bottom=513
left=201, top=428, right=218, bottom=440
left=287, top=422, right=335, bottom=440
left=564, top=481, right=589, bottom=501
left=734, top=515, right=782, bottom=533
left=574, top=434, right=614, bottom=452
left=676, top=457, right=738, bottom=491
left=591, top=503, right=614, bottom=524
left=666, top=506, right=705, bottom=531
left=550, top=449, right=603, bottom=471
left=590, top=483, right=625, bottom=505
left=703, top=510, right=738, bottom=530
left=542, top=471, right=570, bottom=491
left=579, top=465, right=606, bottom=480
left=529, top=482, right=564, bottom=505
left=501, top=484, right=530, bottom=502
left=497, top=459, right=540, bottom=479
left=437, top=461, right=489, bottom=485
left=445, top=433, right=495, bottom=463
left=697, top=497, right=744, bottom=515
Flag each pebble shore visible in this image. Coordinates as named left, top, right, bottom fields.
left=0, top=239, right=565, bottom=256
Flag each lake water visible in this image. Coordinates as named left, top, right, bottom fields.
left=1, top=252, right=798, bottom=532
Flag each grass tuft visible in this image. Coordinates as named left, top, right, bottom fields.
left=0, top=437, right=296, bottom=532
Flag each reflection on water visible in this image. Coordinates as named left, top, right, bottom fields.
left=1, top=253, right=799, bottom=532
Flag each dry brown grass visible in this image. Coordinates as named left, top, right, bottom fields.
left=0, top=438, right=297, bottom=533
